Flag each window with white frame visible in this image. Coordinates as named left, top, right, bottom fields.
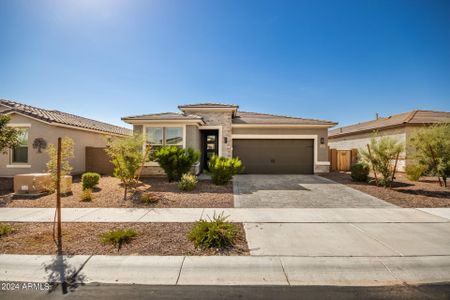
left=145, top=126, right=183, bottom=160
left=11, top=128, right=29, bottom=164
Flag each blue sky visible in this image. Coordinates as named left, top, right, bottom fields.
left=0, top=0, right=449, bottom=128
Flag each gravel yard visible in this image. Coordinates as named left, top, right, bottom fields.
left=320, top=172, right=450, bottom=208
left=0, top=222, right=249, bottom=256
left=1, top=176, right=233, bottom=208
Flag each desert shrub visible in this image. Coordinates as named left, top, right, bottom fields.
left=139, top=192, right=159, bottom=204
left=154, top=146, right=200, bottom=182
left=178, top=173, right=198, bottom=191
left=351, top=163, right=370, bottom=182
left=101, top=228, right=137, bottom=250
left=80, top=188, right=93, bottom=202
left=188, top=212, right=237, bottom=249
left=405, top=164, right=427, bottom=181
left=359, top=135, right=404, bottom=187
left=81, top=172, right=100, bottom=190
left=208, top=155, right=243, bottom=185
left=409, top=123, right=450, bottom=187
left=0, top=223, right=13, bottom=237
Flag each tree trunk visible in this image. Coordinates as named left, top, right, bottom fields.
left=123, top=184, right=128, bottom=201
left=390, top=152, right=400, bottom=188
left=428, top=145, right=443, bottom=187
left=366, top=144, right=379, bottom=186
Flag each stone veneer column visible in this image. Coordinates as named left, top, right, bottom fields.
left=190, top=111, right=233, bottom=158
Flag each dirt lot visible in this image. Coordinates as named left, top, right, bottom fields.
left=0, top=222, right=249, bottom=256
left=321, top=172, right=450, bottom=208
left=1, top=176, right=233, bottom=208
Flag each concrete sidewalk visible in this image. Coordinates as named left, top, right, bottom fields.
left=0, top=207, right=448, bottom=223
left=0, top=254, right=449, bottom=286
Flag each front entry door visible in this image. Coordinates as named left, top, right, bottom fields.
left=202, top=131, right=219, bottom=171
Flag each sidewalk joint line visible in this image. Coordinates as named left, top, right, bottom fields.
left=136, top=209, right=153, bottom=222
left=175, top=256, right=186, bottom=285
left=279, top=258, right=291, bottom=286
left=349, top=223, right=404, bottom=257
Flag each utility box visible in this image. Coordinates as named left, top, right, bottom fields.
left=14, top=173, right=72, bottom=195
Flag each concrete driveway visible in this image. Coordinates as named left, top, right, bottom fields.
left=233, top=174, right=394, bottom=208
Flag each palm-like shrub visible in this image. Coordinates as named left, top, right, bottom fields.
left=359, top=136, right=404, bottom=187
left=101, top=228, right=137, bottom=250
left=154, top=146, right=200, bottom=182
left=188, top=212, right=237, bottom=249
left=208, top=155, right=243, bottom=185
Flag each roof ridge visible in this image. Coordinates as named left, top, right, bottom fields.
left=238, top=110, right=337, bottom=124
left=1, top=98, right=131, bottom=136
left=403, top=110, right=419, bottom=123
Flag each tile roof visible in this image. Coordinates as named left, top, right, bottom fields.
left=122, top=112, right=204, bottom=121
left=329, top=110, right=450, bottom=138
left=178, top=103, right=239, bottom=109
left=0, top=99, right=132, bottom=136
left=233, top=111, right=337, bottom=126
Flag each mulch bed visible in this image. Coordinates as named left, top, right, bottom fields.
left=320, top=172, right=450, bottom=208
left=1, top=176, right=233, bottom=208
left=0, top=222, right=249, bottom=256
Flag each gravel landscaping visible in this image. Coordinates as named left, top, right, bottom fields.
left=1, top=176, right=233, bottom=208
left=320, top=172, right=450, bottom=208
left=0, top=222, right=249, bottom=256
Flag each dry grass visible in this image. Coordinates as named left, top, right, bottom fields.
left=1, top=176, right=233, bottom=208
left=321, top=172, right=450, bottom=208
left=0, top=222, right=249, bottom=256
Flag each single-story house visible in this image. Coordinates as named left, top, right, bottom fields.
left=328, top=110, right=450, bottom=171
left=0, top=99, right=132, bottom=177
left=122, top=103, right=337, bottom=175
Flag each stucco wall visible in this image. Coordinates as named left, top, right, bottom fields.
left=0, top=114, right=110, bottom=177
left=232, top=127, right=329, bottom=162
left=328, top=126, right=407, bottom=171
left=186, top=125, right=201, bottom=152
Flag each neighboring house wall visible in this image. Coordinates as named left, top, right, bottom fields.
left=0, top=114, right=109, bottom=177
left=232, top=127, right=330, bottom=173
left=328, top=126, right=407, bottom=171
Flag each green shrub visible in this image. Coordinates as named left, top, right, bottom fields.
left=405, top=164, right=427, bottom=181
left=80, top=188, right=93, bottom=202
left=351, top=163, right=370, bottom=182
left=208, top=155, right=243, bottom=185
left=178, top=173, right=198, bottom=191
left=154, top=146, right=200, bottom=182
left=101, top=228, right=137, bottom=250
left=139, top=192, right=159, bottom=204
left=188, top=212, right=237, bottom=249
left=0, top=223, right=13, bottom=237
left=81, top=172, right=100, bottom=190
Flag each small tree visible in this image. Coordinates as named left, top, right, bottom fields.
left=359, top=135, right=404, bottom=187
left=409, top=123, right=450, bottom=187
left=0, top=115, right=21, bottom=154
left=106, top=135, right=146, bottom=200
left=46, top=137, right=75, bottom=192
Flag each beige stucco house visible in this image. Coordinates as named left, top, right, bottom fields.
left=328, top=110, right=450, bottom=171
left=122, top=103, right=337, bottom=175
left=0, top=100, right=132, bottom=177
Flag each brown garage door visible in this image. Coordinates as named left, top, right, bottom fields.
left=233, top=139, right=314, bottom=174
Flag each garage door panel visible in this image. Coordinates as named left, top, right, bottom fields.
left=233, top=139, right=314, bottom=174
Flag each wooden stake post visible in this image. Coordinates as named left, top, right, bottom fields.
left=56, top=137, right=62, bottom=254
left=366, top=144, right=379, bottom=186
